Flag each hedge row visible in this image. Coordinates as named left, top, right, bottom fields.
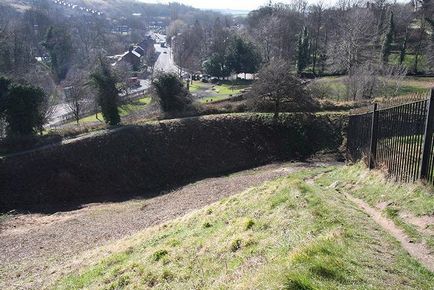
left=0, top=113, right=346, bottom=212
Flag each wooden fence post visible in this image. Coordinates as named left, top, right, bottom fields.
left=369, top=103, right=379, bottom=169
left=420, top=89, right=434, bottom=180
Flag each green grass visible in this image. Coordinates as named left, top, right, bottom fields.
left=189, top=82, right=208, bottom=93
left=190, top=80, right=251, bottom=103
left=199, top=95, right=231, bottom=104
left=314, top=76, right=431, bottom=101
left=316, top=163, right=434, bottom=251
left=71, top=97, right=151, bottom=124
left=389, top=53, right=429, bottom=72
left=53, top=166, right=434, bottom=289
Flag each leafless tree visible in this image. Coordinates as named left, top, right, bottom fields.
left=344, top=63, right=378, bottom=100
left=308, top=2, right=325, bottom=74
left=344, top=63, right=407, bottom=100
left=248, top=60, right=312, bottom=118
left=328, top=8, right=379, bottom=74
left=113, top=61, right=133, bottom=95
left=63, top=69, right=92, bottom=124
left=378, top=65, right=408, bottom=97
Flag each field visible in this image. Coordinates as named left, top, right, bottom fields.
left=2, top=163, right=432, bottom=289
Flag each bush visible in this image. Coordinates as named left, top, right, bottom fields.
left=91, top=58, right=121, bottom=126
left=2, top=83, right=46, bottom=136
left=152, top=73, right=194, bottom=116
left=247, top=62, right=319, bottom=116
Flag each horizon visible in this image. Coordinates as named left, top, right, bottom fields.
left=137, top=0, right=337, bottom=11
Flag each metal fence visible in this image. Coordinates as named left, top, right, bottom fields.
left=347, top=88, right=434, bottom=183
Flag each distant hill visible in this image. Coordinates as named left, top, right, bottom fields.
left=212, top=8, right=250, bottom=16
left=1, top=0, right=32, bottom=11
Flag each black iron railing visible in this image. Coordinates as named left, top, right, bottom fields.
left=347, top=89, right=434, bottom=183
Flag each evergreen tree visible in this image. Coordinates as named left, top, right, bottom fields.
left=399, top=28, right=408, bottom=65
left=91, top=58, right=121, bottom=126
left=202, top=53, right=231, bottom=79
left=382, top=12, right=394, bottom=64
left=152, top=73, right=192, bottom=113
left=226, top=36, right=262, bottom=78
left=297, top=27, right=310, bottom=74
left=43, top=26, right=74, bottom=82
left=0, top=77, right=11, bottom=115
left=2, top=83, right=45, bottom=136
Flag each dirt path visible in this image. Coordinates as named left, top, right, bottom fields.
left=344, top=193, right=434, bottom=272
left=0, top=162, right=325, bottom=290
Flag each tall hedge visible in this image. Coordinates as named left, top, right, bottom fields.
left=0, top=113, right=346, bottom=212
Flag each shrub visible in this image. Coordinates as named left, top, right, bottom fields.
left=91, top=58, right=121, bottom=126
left=2, top=83, right=46, bottom=136
left=248, top=62, right=318, bottom=117
left=152, top=73, right=194, bottom=115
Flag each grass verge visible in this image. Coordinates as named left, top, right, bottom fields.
left=70, top=97, right=151, bottom=125
left=53, top=166, right=434, bottom=289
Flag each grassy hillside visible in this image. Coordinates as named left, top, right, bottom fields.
left=325, top=164, right=434, bottom=252
left=53, top=166, right=434, bottom=289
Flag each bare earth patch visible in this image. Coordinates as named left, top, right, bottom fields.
left=0, top=162, right=322, bottom=290
left=345, top=193, right=434, bottom=272
left=400, top=211, right=434, bottom=236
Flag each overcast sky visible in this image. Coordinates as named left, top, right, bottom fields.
left=138, top=0, right=333, bottom=11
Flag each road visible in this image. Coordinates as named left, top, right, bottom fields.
left=151, top=32, right=178, bottom=74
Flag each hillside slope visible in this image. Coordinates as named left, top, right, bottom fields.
left=52, top=165, right=434, bottom=289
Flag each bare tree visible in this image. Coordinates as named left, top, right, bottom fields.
left=328, top=8, right=379, bottom=74
left=64, top=69, right=91, bottom=124
left=308, top=2, right=325, bottom=75
left=378, top=65, right=408, bottom=97
left=344, top=63, right=407, bottom=100
left=344, top=63, right=378, bottom=100
left=113, top=61, right=133, bottom=95
left=248, top=61, right=312, bottom=118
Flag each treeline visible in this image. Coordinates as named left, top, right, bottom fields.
left=0, top=57, right=124, bottom=140
left=170, top=0, right=434, bottom=80
left=0, top=1, right=132, bottom=90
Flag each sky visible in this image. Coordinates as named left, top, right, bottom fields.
left=138, top=0, right=329, bottom=11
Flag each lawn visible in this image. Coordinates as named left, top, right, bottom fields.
left=189, top=82, right=208, bottom=93
left=314, top=76, right=432, bottom=101
left=53, top=165, right=434, bottom=289
left=190, top=80, right=251, bottom=103
left=199, top=95, right=232, bottom=104
left=72, top=97, right=151, bottom=124
left=389, top=53, right=429, bottom=72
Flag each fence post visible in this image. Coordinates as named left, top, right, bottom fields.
left=369, top=103, right=379, bottom=169
left=420, top=89, right=434, bottom=180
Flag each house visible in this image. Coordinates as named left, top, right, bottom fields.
left=138, top=35, right=155, bottom=51
left=134, top=46, right=145, bottom=57
left=120, top=46, right=141, bottom=71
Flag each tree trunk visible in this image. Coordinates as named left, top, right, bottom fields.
left=273, top=99, right=280, bottom=120
left=399, top=28, right=408, bottom=65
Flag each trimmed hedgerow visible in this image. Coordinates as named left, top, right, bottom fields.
left=0, top=113, right=346, bottom=212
